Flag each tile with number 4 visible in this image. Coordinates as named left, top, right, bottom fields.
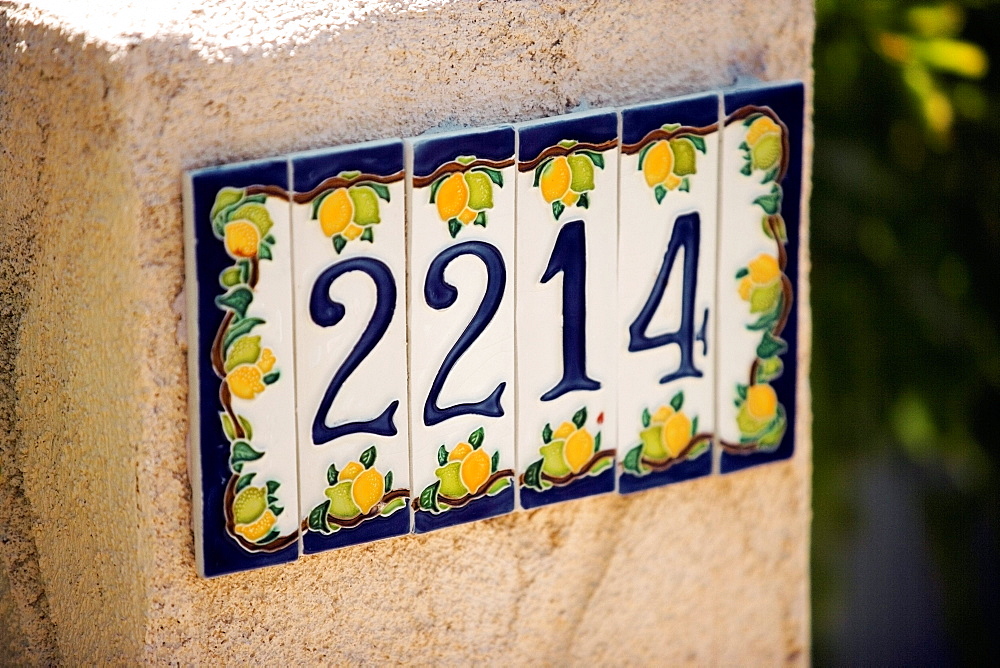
left=617, top=94, right=720, bottom=494
left=516, top=110, right=619, bottom=508
left=407, top=127, right=517, bottom=533
left=717, top=81, right=805, bottom=473
left=184, top=158, right=300, bottom=577
left=291, top=140, right=412, bottom=553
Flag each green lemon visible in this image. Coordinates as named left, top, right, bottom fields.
left=325, top=481, right=361, bottom=519
left=233, top=486, right=267, bottom=525
left=224, top=336, right=261, bottom=373
left=669, top=138, right=697, bottom=176
left=435, top=461, right=468, bottom=499
left=751, top=133, right=781, bottom=170
left=464, top=171, right=494, bottom=211
left=349, top=186, right=381, bottom=226
left=639, top=425, right=668, bottom=462
left=736, top=404, right=769, bottom=438
left=749, top=280, right=782, bottom=314
left=211, top=187, right=244, bottom=219
left=568, top=154, right=595, bottom=192
left=539, top=440, right=571, bottom=478
left=229, top=203, right=274, bottom=236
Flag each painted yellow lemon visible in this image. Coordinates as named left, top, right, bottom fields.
left=563, top=428, right=594, bottom=474
left=460, top=448, right=491, bottom=494
left=339, top=461, right=364, bottom=481
left=227, top=365, right=265, bottom=400
left=746, top=383, right=778, bottom=421
left=224, top=220, right=260, bottom=259
left=746, top=116, right=781, bottom=147
left=318, top=188, right=353, bottom=237
left=642, top=141, right=674, bottom=188
left=351, top=467, right=384, bottom=515
left=540, top=156, right=572, bottom=203
left=436, top=173, right=469, bottom=221
left=235, top=508, right=276, bottom=542
left=449, top=442, right=473, bottom=462
left=662, top=411, right=692, bottom=458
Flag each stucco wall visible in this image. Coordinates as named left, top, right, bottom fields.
left=0, top=1, right=814, bottom=663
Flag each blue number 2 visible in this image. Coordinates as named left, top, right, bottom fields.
left=628, top=211, right=708, bottom=384
left=310, top=257, right=399, bottom=445
left=424, top=241, right=507, bottom=426
left=540, top=219, right=601, bottom=401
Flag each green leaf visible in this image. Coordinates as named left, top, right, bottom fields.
left=237, top=416, right=252, bottom=440
left=577, top=192, right=590, bottom=209
left=486, top=477, right=511, bottom=495
left=578, top=150, right=605, bottom=169
left=448, top=218, right=461, bottom=238
left=437, top=445, right=448, bottom=467
left=220, top=267, right=242, bottom=288
left=558, top=139, right=578, bottom=149
left=551, top=200, right=565, bottom=220
left=687, top=441, right=709, bottom=460
left=754, top=186, right=782, bottom=215
left=641, top=408, right=651, bottom=428
left=235, top=472, right=256, bottom=494
left=476, top=167, right=504, bottom=187
left=473, top=211, right=487, bottom=227
left=670, top=391, right=684, bottom=411
left=572, top=407, right=587, bottom=429
left=360, top=445, right=377, bottom=469
left=271, top=505, right=284, bottom=517
left=221, top=414, right=236, bottom=440
left=747, top=302, right=781, bottom=331
left=757, top=331, right=788, bottom=358
left=381, top=497, right=406, bottom=516
left=542, top=423, right=553, bottom=444
left=661, top=122, right=681, bottom=132
left=311, top=189, right=333, bottom=220
left=267, top=495, right=277, bottom=505
left=368, top=182, right=390, bottom=202
left=215, top=287, right=254, bottom=319
left=491, top=450, right=499, bottom=473
left=533, top=159, right=551, bottom=188
left=756, top=356, right=785, bottom=383
left=211, top=187, right=245, bottom=220
left=266, top=480, right=280, bottom=495
left=264, top=234, right=276, bottom=244
left=238, top=260, right=251, bottom=284
left=637, top=142, right=654, bottom=170
left=678, top=178, right=690, bottom=192
left=262, top=371, right=280, bottom=385
left=384, top=470, right=393, bottom=493
left=737, top=384, right=749, bottom=401
left=654, top=185, right=667, bottom=204
left=686, top=135, right=707, bottom=154
left=594, top=431, right=602, bottom=452
left=739, top=141, right=750, bottom=150
left=327, top=463, right=339, bottom=486
left=360, top=227, right=374, bottom=243
left=735, top=267, right=749, bottom=279
left=223, top=318, right=264, bottom=353
left=258, top=243, right=273, bottom=261
left=692, top=416, right=699, bottom=435
left=740, top=162, right=753, bottom=177
left=590, top=457, right=612, bottom=475
left=623, top=445, right=644, bottom=474
left=456, top=155, right=475, bottom=165
left=419, top=481, right=441, bottom=512
left=428, top=175, right=446, bottom=204
left=469, top=427, right=485, bottom=449
left=743, top=114, right=761, bottom=127
left=333, top=235, right=347, bottom=254
left=524, top=460, right=544, bottom=491
left=308, top=500, right=331, bottom=533
left=230, top=441, right=263, bottom=471
left=762, top=166, right=779, bottom=184
left=258, top=529, right=280, bottom=544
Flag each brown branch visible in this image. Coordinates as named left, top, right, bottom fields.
left=768, top=216, right=788, bottom=270
left=223, top=475, right=299, bottom=553
left=719, top=439, right=763, bottom=455
left=411, top=470, right=515, bottom=512
left=245, top=184, right=291, bottom=200
left=211, top=310, right=234, bottom=380
left=621, top=124, right=719, bottom=155
left=412, top=159, right=514, bottom=188
left=773, top=275, right=794, bottom=339
left=724, top=105, right=791, bottom=182
left=291, top=171, right=405, bottom=203
left=517, top=449, right=616, bottom=487
left=300, top=488, right=412, bottom=532
left=637, top=433, right=713, bottom=473
left=518, top=139, right=618, bottom=172
left=219, top=383, right=245, bottom=440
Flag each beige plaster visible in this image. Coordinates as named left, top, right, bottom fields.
left=1, top=1, right=814, bottom=663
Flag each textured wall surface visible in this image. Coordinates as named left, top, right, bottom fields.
left=0, top=1, right=814, bottom=663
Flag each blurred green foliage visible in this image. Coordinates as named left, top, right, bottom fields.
left=812, top=0, right=999, bottom=662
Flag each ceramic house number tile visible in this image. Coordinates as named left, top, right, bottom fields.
left=617, top=94, right=720, bottom=494
left=290, top=140, right=412, bottom=553
left=184, top=158, right=300, bottom=577
left=407, top=127, right=517, bottom=533
left=717, top=81, right=805, bottom=473
left=516, top=110, right=619, bottom=508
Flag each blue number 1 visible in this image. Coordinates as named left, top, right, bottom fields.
left=540, top=219, right=601, bottom=402
left=310, top=257, right=399, bottom=445
left=628, top=211, right=707, bottom=384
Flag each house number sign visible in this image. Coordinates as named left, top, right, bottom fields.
left=184, top=81, right=804, bottom=577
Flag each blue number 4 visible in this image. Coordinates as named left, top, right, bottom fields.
left=628, top=211, right=708, bottom=384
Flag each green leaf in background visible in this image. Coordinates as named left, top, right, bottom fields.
left=524, top=460, right=544, bottom=491
left=223, top=318, right=264, bottom=353
left=419, top=481, right=441, bottom=512
left=476, top=167, right=504, bottom=187
left=448, top=218, right=462, bottom=238
left=262, top=371, right=280, bottom=385
left=235, top=472, right=256, bottom=494
left=623, top=444, right=644, bottom=474
left=572, top=407, right=587, bottom=429
left=756, top=331, right=788, bottom=359
left=215, top=287, right=254, bottom=319
left=332, top=235, right=347, bottom=254
left=221, top=414, right=236, bottom=440
left=670, top=391, right=684, bottom=412
left=469, top=427, right=485, bottom=449
left=542, top=423, right=553, bottom=444
left=437, top=445, right=448, bottom=467
left=368, top=182, right=391, bottom=202
left=578, top=150, right=605, bottom=169
left=428, top=176, right=446, bottom=204
left=551, top=200, right=565, bottom=220
left=654, top=185, right=667, bottom=204
left=360, top=445, right=377, bottom=469
left=641, top=408, right=651, bottom=428
left=384, top=471, right=393, bottom=493
left=257, top=243, right=272, bottom=261
left=381, top=497, right=406, bottom=516
left=327, top=463, right=339, bottom=486
left=308, top=500, right=331, bottom=533
left=361, top=227, right=374, bottom=242
left=594, top=432, right=602, bottom=452
left=735, top=267, right=749, bottom=279
left=474, top=211, right=487, bottom=227
left=266, top=480, right=280, bottom=495
left=753, top=185, right=782, bottom=214
left=229, top=441, right=263, bottom=472
left=220, top=267, right=242, bottom=288
left=577, top=192, right=590, bottom=209
left=491, top=450, right=499, bottom=473
left=686, top=135, right=707, bottom=153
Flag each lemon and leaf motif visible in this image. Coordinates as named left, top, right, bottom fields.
left=427, top=157, right=504, bottom=238
left=417, top=427, right=513, bottom=514
left=533, top=141, right=605, bottom=221
left=210, top=186, right=294, bottom=552
left=739, top=114, right=785, bottom=216
left=307, top=445, right=408, bottom=534
left=622, top=392, right=708, bottom=476
left=636, top=125, right=707, bottom=203
left=523, top=407, right=613, bottom=491
left=312, top=173, right=391, bottom=254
